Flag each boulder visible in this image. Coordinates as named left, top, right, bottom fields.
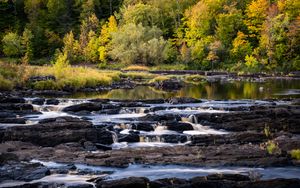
left=97, top=177, right=149, bottom=188
left=62, top=103, right=102, bottom=112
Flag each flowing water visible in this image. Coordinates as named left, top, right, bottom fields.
left=1, top=79, right=300, bottom=186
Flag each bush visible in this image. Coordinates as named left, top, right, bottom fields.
left=2, top=32, right=23, bottom=57
left=32, top=80, right=59, bottom=90
left=290, top=149, right=300, bottom=160
left=266, top=141, right=281, bottom=155
left=0, top=75, right=14, bottom=90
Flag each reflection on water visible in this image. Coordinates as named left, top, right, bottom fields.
left=68, top=79, right=300, bottom=100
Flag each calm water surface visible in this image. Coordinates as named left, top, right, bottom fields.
left=68, top=79, right=300, bottom=100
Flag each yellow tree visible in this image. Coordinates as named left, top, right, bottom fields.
left=244, top=0, right=269, bottom=39
left=98, top=15, right=118, bottom=62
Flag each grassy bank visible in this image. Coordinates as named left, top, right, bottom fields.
left=0, top=60, right=122, bottom=91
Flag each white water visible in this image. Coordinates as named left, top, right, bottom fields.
left=26, top=160, right=300, bottom=182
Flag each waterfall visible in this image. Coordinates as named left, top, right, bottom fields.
left=187, top=114, right=198, bottom=124
left=110, top=131, right=118, bottom=143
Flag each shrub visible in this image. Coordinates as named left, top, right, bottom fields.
left=185, top=75, right=206, bottom=83
left=2, top=32, right=23, bottom=57
left=0, top=75, right=14, bottom=90
left=266, top=141, right=281, bottom=155
left=290, top=149, right=300, bottom=160
left=32, top=80, right=59, bottom=90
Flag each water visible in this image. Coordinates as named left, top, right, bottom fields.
left=65, top=79, right=300, bottom=100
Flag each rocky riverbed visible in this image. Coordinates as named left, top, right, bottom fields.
left=0, top=92, right=300, bottom=187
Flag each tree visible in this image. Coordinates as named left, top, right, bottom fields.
left=121, top=3, right=160, bottom=27
left=244, top=0, right=269, bottom=40
left=98, top=15, right=118, bottom=62
left=230, top=31, right=252, bottom=62
left=216, top=5, right=245, bottom=47
left=108, top=23, right=170, bottom=65
left=62, top=31, right=80, bottom=63
left=21, top=28, right=33, bottom=64
left=2, top=32, right=22, bottom=57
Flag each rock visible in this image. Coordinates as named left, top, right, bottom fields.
left=118, top=133, right=140, bottom=143
left=83, top=141, right=97, bottom=151
left=150, top=178, right=189, bottom=188
left=62, top=103, right=102, bottom=112
left=0, top=117, right=26, bottom=124
left=0, top=153, right=19, bottom=165
left=95, top=143, right=112, bottom=151
left=29, top=75, right=56, bottom=82
left=97, top=177, right=149, bottom=188
left=0, top=117, right=114, bottom=146
left=0, top=163, right=50, bottom=182
left=32, top=98, right=45, bottom=105
left=238, top=178, right=300, bottom=188
left=168, top=98, right=201, bottom=104
left=153, top=79, right=183, bottom=91
left=164, top=121, right=194, bottom=132
left=139, top=114, right=181, bottom=122
left=0, top=96, right=25, bottom=103
left=45, top=98, right=59, bottom=105
left=0, top=103, right=33, bottom=111
left=206, top=174, right=250, bottom=181
left=131, top=122, right=155, bottom=131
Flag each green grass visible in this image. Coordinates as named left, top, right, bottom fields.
left=122, top=65, right=150, bottom=71
left=121, top=72, right=156, bottom=80
left=148, top=75, right=171, bottom=84
left=30, top=66, right=121, bottom=90
left=0, top=75, right=14, bottom=90
left=290, top=149, right=300, bottom=160
left=150, top=63, right=188, bottom=71
left=184, top=75, right=206, bottom=84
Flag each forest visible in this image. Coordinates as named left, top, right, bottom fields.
left=0, top=0, right=299, bottom=72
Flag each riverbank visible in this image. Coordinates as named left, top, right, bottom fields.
left=0, top=94, right=300, bottom=187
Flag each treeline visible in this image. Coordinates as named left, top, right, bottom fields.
left=0, top=0, right=299, bottom=72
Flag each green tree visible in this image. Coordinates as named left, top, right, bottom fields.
left=108, top=23, right=170, bottom=65
left=21, top=28, right=34, bottom=64
left=2, top=32, right=22, bottom=57
left=230, top=31, right=252, bottom=62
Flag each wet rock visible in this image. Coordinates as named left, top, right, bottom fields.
left=83, top=141, right=97, bottom=151
left=0, top=103, right=33, bottom=111
left=168, top=97, right=201, bottom=104
left=161, top=134, right=188, bottom=143
left=153, top=79, right=183, bottom=91
left=238, top=178, right=300, bottom=188
left=118, top=133, right=140, bottom=143
left=32, top=98, right=45, bottom=105
left=63, top=103, right=102, bottom=112
left=164, top=121, right=194, bottom=132
left=131, top=122, right=155, bottom=131
left=206, top=173, right=250, bottom=181
left=45, top=98, right=59, bottom=105
left=0, top=117, right=114, bottom=146
left=29, top=75, right=56, bottom=82
left=150, top=178, right=189, bottom=188
left=0, top=162, right=50, bottom=182
left=0, top=117, right=26, bottom=124
left=0, top=96, right=25, bottom=103
left=139, top=114, right=181, bottom=122
left=0, top=152, right=19, bottom=164
left=97, top=177, right=150, bottom=188
left=95, top=143, right=112, bottom=151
